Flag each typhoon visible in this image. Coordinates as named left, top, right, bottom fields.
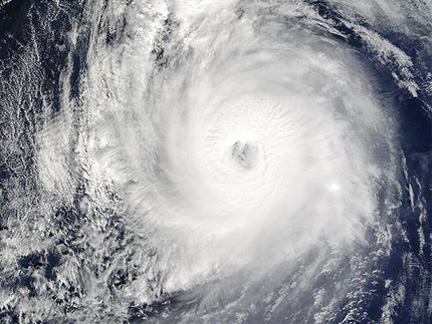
left=0, top=0, right=431, bottom=323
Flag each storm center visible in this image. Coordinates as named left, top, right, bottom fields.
left=231, top=140, right=257, bottom=169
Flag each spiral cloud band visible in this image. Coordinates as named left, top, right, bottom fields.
left=0, top=0, right=431, bottom=323
left=77, top=0, right=401, bottom=312
left=138, top=19, right=394, bottom=285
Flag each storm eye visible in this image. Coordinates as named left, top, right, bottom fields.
left=231, top=140, right=257, bottom=169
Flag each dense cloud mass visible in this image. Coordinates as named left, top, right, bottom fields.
left=0, top=0, right=431, bottom=323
